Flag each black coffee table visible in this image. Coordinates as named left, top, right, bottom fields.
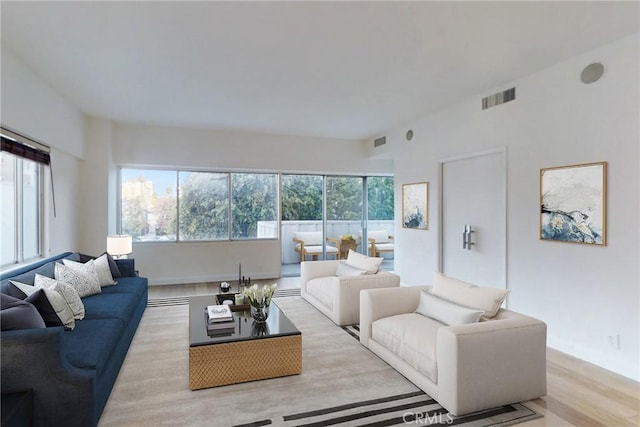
left=188, top=294, right=302, bottom=390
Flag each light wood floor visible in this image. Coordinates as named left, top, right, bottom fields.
left=148, top=280, right=640, bottom=426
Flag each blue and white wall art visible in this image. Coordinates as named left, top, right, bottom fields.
left=540, top=162, right=607, bottom=245
left=402, top=182, right=428, bottom=230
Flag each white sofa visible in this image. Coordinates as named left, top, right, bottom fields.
left=301, top=259, right=400, bottom=326
left=359, top=274, right=547, bottom=416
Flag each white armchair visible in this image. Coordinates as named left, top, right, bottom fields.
left=359, top=279, right=547, bottom=416
left=301, top=260, right=400, bottom=326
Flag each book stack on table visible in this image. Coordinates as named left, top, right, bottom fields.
left=206, top=304, right=235, bottom=336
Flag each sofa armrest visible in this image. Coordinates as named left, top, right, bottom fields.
left=436, top=311, right=547, bottom=415
left=115, top=258, right=136, bottom=277
left=334, top=272, right=400, bottom=325
left=1, top=328, right=95, bottom=426
left=359, top=285, right=429, bottom=346
left=300, top=260, right=338, bottom=293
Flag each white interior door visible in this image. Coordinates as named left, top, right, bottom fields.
left=440, top=150, right=506, bottom=288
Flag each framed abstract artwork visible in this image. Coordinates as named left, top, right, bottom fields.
left=402, top=182, right=428, bottom=230
left=540, top=161, right=607, bottom=245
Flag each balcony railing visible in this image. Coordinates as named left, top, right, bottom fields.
left=258, top=220, right=394, bottom=264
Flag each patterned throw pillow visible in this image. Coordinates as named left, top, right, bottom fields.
left=55, top=262, right=102, bottom=298
left=9, top=280, right=75, bottom=329
left=34, top=274, right=85, bottom=320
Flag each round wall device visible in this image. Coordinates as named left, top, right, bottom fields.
left=580, top=63, right=604, bottom=84
left=406, top=130, right=414, bottom=141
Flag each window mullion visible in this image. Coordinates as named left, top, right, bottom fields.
left=16, top=159, right=24, bottom=263
left=227, top=173, right=232, bottom=241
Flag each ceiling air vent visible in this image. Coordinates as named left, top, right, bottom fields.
left=373, top=136, right=386, bottom=148
left=482, top=87, right=515, bottom=110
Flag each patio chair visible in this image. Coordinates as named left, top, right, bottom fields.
left=293, top=231, right=339, bottom=262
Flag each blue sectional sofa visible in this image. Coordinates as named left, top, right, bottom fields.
left=0, top=252, right=148, bottom=427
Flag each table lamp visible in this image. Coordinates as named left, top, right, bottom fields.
left=107, top=235, right=132, bottom=259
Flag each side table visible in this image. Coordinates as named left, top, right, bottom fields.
left=338, top=239, right=358, bottom=259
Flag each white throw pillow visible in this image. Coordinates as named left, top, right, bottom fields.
left=416, top=291, right=484, bottom=326
left=9, top=280, right=76, bottom=329
left=93, top=253, right=116, bottom=287
left=335, top=261, right=367, bottom=277
left=56, top=262, right=102, bottom=298
left=344, top=250, right=383, bottom=274
left=34, top=274, right=85, bottom=320
left=430, top=272, right=509, bottom=318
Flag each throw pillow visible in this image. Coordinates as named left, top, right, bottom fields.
left=335, top=261, right=367, bottom=277
left=34, top=274, right=85, bottom=320
left=9, top=280, right=75, bottom=329
left=76, top=252, right=122, bottom=279
left=345, top=250, right=383, bottom=274
left=55, top=262, right=102, bottom=298
left=93, top=254, right=117, bottom=287
left=415, top=291, right=484, bottom=326
left=1, top=293, right=46, bottom=330
left=430, top=272, right=509, bottom=319
left=101, top=252, right=122, bottom=279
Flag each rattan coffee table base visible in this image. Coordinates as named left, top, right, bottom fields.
left=189, top=334, right=302, bottom=390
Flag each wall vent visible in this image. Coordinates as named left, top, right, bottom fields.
left=482, top=87, right=516, bottom=110
left=373, top=136, right=387, bottom=147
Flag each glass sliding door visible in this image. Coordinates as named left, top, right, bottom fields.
left=326, top=176, right=363, bottom=259
left=281, top=174, right=324, bottom=276
left=280, top=173, right=394, bottom=276
left=366, top=176, right=395, bottom=270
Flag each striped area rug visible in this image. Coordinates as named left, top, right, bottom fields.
left=146, top=288, right=301, bottom=308
left=235, top=390, right=540, bottom=426
left=333, top=325, right=541, bottom=426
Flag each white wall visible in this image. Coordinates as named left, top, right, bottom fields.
left=112, top=123, right=391, bottom=174
left=384, top=34, right=639, bottom=380
left=1, top=45, right=86, bottom=258
left=83, top=122, right=393, bottom=284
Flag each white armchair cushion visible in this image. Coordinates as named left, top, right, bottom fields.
left=293, top=231, right=323, bottom=245
left=431, top=272, right=509, bottom=319
left=372, top=313, right=440, bottom=383
left=416, top=291, right=483, bottom=326
left=368, top=230, right=392, bottom=243
left=345, top=250, right=383, bottom=274
left=335, top=261, right=367, bottom=277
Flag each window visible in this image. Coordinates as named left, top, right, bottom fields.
left=121, top=169, right=177, bottom=241
left=119, top=168, right=279, bottom=242
left=179, top=171, right=228, bottom=241
left=367, top=176, right=394, bottom=220
left=1, top=151, right=44, bottom=267
left=231, top=173, right=277, bottom=239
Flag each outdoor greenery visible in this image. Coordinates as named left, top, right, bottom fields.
left=121, top=170, right=394, bottom=241
left=179, top=172, right=229, bottom=240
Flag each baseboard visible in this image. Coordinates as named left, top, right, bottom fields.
left=148, top=272, right=281, bottom=286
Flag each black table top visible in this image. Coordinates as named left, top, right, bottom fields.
left=188, top=294, right=301, bottom=347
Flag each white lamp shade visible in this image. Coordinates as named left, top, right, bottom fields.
left=107, top=235, right=132, bottom=256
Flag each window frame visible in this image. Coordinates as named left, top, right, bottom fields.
left=1, top=151, right=45, bottom=268
left=118, top=167, right=281, bottom=244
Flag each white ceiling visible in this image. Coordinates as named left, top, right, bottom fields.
left=2, top=1, right=638, bottom=140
